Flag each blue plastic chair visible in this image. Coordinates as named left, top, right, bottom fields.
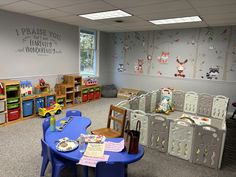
left=42, top=117, right=50, bottom=140
left=40, top=139, right=77, bottom=177
left=41, top=118, right=50, bottom=172
left=95, top=162, right=126, bottom=177
left=66, top=110, right=82, bottom=117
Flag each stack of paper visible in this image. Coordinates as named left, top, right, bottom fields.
left=104, top=139, right=124, bottom=152
left=78, top=155, right=110, bottom=167
left=84, top=143, right=105, bottom=158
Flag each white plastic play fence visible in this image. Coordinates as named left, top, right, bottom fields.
left=116, top=89, right=228, bottom=169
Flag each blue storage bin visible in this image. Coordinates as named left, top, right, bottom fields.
left=22, top=100, right=34, bottom=117
left=36, top=97, right=45, bottom=114
left=47, top=95, right=55, bottom=107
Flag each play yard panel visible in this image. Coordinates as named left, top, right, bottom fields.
left=148, top=114, right=170, bottom=152
left=130, top=97, right=139, bottom=110
left=197, top=93, right=213, bottom=117
left=183, top=91, right=199, bottom=114
left=130, top=110, right=149, bottom=146
left=138, top=94, right=147, bottom=112
left=192, top=125, right=225, bottom=169
left=168, top=119, right=194, bottom=161
left=211, top=95, right=229, bottom=120
left=148, top=90, right=161, bottom=113
left=172, top=90, right=185, bottom=112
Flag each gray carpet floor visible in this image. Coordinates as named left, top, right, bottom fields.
left=0, top=98, right=236, bottom=177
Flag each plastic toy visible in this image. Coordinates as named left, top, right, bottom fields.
left=83, top=78, right=97, bottom=86
left=38, top=102, right=62, bottom=118
left=20, top=80, right=33, bottom=96
left=156, top=98, right=174, bottom=114
left=0, top=83, right=3, bottom=95
left=39, top=78, right=46, bottom=86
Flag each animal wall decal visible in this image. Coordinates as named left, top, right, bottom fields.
left=174, top=57, right=188, bottom=78
left=117, top=64, right=125, bottom=72
left=158, top=52, right=169, bottom=64
left=204, top=67, right=220, bottom=80
left=135, top=59, right=144, bottom=73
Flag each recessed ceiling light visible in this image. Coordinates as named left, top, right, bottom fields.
left=149, top=16, right=202, bottom=25
left=79, top=10, right=131, bottom=20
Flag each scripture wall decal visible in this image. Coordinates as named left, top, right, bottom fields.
left=15, top=27, right=62, bottom=56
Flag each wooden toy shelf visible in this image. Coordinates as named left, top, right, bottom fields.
left=0, top=80, right=22, bottom=126
left=21, top=92, right=56, bottom=118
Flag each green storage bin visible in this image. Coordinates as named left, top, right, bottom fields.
left=95, top=87, right=100, bottom=91
left=57, top=98, right=64, bottom=103
left=7, top=103, right=19, bottom=109
left=6, top=85, right=19, bottom=92
left=7, top=97, right=19, bottom=104
left=82, top=89, right=88, bottom=94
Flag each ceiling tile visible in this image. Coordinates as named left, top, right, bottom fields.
left=27, top=9, right=71, bottom=19
left=1, top=1, right=49, bottom=13
left=124, top=0, right=193, bottom=15
left=97, top=16, right=143, bottom=25
left=27, top=0, right=93, bottom=8
left=57, top=1, right=115, bottom=15
left=187, top=0, right=236, bottom=8
left=96, top=25, right=125, bottom=32
left=123, top=25, right=161, bottom=32
left=112, top=21, right=154, bottom=28
left=51, top=15, right=82, bottom=23
left=0, top=0, right=20, bottom=6
left=139, top=9, right=199, bottom=20
left=51, top=15, right=103, bottom=28
left=197, top=4, right=236, bottom=15
left=103, top=0, right=173, bottom=8
left=203, top=12, right=236, bottom=22
left=157, top=21, right=208, bottom=30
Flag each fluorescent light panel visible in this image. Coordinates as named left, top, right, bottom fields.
left=149, top=16, right=202, bottom=25
left=80, top=10, right=131, bottom=20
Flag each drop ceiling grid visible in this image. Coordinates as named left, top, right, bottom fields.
left=0, top=0, right=235, bottom=32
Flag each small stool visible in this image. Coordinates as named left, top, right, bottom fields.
left=232, top=102, right=236, bottom=119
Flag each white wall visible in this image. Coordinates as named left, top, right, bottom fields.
left=0, top=10, right=111, bottom=87
left=0, top=10, right=79, bottom=85
left=105, top=30, right=236, bottom=113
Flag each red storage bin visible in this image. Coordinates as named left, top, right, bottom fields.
left=88, top=88, right=94, bottom=100
left=82, top=94, right=88, bottom=102
left=8, top=107, right=20, bottom=121
left=88, top=92, right=94, bottom=100
left=94, top=91, right=101, bottom=99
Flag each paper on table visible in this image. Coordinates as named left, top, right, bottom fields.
left=105, top=139, right=124, bottom=152
left=78, top=155, right=109, bottom=167
left=84, top=143, right=105, bottom=158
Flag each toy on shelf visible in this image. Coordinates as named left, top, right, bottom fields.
left=38, top=102, right=62, bottom=118
left=0, top=83, right=4, bottom=95
left=20, top=80, right=33, bottom=97
left=83, top=78, right=97, bottom=86
left=39, top=78, right=46, bottom=86
left=35, top=79, right=50, bottom=94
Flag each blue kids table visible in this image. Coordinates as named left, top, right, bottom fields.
left=45, top=116, right=144, bottom=177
